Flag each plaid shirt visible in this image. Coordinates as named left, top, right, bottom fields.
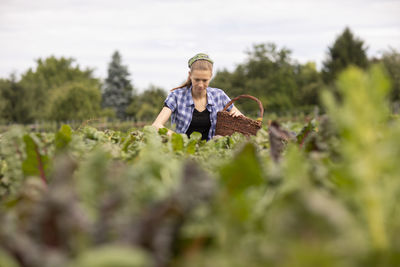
left=164, top=86, right=233, bottom=140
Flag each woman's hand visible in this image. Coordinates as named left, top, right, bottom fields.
left=229, top=106, right=244, bottom=117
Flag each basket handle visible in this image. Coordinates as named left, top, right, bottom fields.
left=223, top=94, right=264, bottom=121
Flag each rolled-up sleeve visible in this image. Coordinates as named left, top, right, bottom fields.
left=164, top=92, right=177, bottom=112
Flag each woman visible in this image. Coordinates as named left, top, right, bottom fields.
left=152, top=53, right=243, bottom=140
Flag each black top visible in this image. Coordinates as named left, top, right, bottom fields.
left=186, top=108, right=211, bottom=140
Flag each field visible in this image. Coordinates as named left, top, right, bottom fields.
left=0, top=66, right=400, bottom=267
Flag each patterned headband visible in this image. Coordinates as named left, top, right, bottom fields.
left=188, top=53, right=214, bottom=68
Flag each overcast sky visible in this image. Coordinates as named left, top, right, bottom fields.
left=1, top=0, right=399, bottom=91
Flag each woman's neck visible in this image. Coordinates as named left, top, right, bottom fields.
left=191, top=88, right=207, bottom=100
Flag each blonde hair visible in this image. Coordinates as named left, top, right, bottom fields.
left=171, top=60, right=213, bottom=91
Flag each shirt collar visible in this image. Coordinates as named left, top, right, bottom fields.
left=184, top=86, right=194, bottom=106
left=206, top=88, right=215, bottom=106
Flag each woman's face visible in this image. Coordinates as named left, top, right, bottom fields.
left=189, top=69, right=212, bottom=94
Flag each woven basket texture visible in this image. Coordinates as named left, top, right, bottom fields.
left=215, top=94, right=263, bottom=136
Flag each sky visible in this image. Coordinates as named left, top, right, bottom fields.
left=0, top=0, right=399, bottom=91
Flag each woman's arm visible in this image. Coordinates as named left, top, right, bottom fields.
left=152, top=107, right=175, bottom=135
left=229, top=106, right=244, bottom=117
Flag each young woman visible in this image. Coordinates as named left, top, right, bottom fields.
left=152, top=53, right=243, bottom=140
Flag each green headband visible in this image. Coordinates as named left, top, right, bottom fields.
left=188, top=53, right=214, bottom=68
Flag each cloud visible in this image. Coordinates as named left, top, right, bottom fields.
left=0, top=0, right=399, bottom=90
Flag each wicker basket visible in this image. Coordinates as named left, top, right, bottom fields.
left=215, top=95, right=264, bottom=136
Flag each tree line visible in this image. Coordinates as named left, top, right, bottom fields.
left=0, top=51, right=167, bottom=124
left=0, top=27, right=399, bottom=124
left=211, top=27, right=400, bottom=116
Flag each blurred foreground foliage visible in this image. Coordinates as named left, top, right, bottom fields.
left=1, top=65, right=400, bottom=266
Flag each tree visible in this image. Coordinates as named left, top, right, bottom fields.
left=102, top=51, right=134, bottom=119
left=19, top=56, right=99, bottom=121
left=0, top=79, right=10, bottom=123
left=48, top=81, right=102, bottom=121
left=126, top=85, right=167, bottom=121
left=322, top=27, right=369, bottom=84
left=211, top=43, right=324, bottom=116
left=0, top=74, right=34, bottom=123
left=379, top=48, right=400, bottom=105
left=212, top=43, right=312, bottom=115
left=295, top=62, right=324, bottom=110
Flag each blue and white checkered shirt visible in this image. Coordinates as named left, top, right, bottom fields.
left=164, top=86, right=233, bottom=140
